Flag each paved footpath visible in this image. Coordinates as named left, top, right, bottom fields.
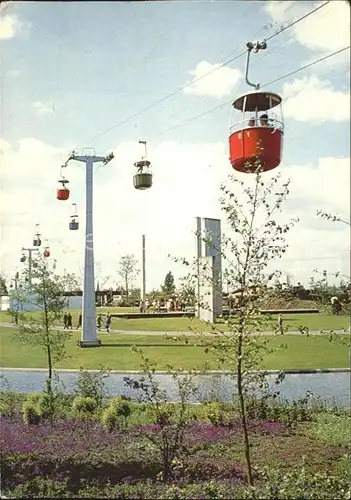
left=0, top=322, right=349, bottom=336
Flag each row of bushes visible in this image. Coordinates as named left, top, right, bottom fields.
left=1, top=388, right=348, bottom=429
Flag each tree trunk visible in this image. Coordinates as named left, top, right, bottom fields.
left=237, top=332, right=254, bottom=486
left=47, top=344, right=52, bottom=381
left=125, top=277, right=129, bottom=300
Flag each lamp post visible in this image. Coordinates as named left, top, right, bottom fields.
left=10, top=272, right=22, bottom=324
left=142, top=234, right=146, bottom=302
left=21, top=247, right=39, bottom=289
left=66, top=150, right=114, bottom=347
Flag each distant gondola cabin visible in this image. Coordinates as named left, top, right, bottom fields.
left=133, top=160, right=153, bottom=190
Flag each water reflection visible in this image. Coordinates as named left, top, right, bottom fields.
left=1, top=370, right=350, bottom=407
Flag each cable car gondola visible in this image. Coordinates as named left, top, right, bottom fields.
left=229, top=41, right=284, bottom=173
left=57, top=166, right=70, bottom=201
left=69, top=203, right=79, bottom=231
left=133, top=140, right=153, bottom=190
left=20, top=253, right=26, bottom=263
left=43, top=246, right=50, bottom=258
left=33, top=224, right=42, bottom=247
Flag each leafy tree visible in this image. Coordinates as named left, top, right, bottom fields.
left=12, top=256, right=78, bottom=387
left=177, top=169, right=297, bottom=486
left=178, top=275, right=196, bottom=306
left=161, top=271, right=176, bottom=295
left=129, top=286, right=141, bottom=304
left=118, top=254, right=139, bottom=303
left=0, top=274, right=8, bottom=295
left=314, top=209, right=350, bottom=313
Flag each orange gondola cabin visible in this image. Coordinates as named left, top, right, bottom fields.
left=229, top=91, right=284, bottom=173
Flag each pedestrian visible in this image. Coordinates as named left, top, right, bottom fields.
left=139, top=300, right=145, bottom=313
left=67, top=313, right=73, bottom=330
left=97, top=314, right=102, bottom=331
left=76, top=312, right=82, bottom=329
left=105, top=314, right=112, bottom=333
left=63, top=312, right=68, bottom=330
left=277, top=313, right=284, bottom=335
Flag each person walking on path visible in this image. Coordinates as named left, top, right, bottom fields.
left=76, top=312, right=82, bottom=329
left=105, top=313, right=112, bottom=333
left=67, top=313, right=73, bottom=330
left=277, top=313, right=284, bottom=335
left=63, top=313, right=68, bottom=330
left=97, top=314, right=103, bottom=331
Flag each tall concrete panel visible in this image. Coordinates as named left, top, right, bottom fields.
left=195, top=217, right=222, bottom=321
left=197, top=256, right=215, bottom=323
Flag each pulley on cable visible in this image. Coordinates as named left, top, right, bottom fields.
left=133, top=140, right=153, bottom=190
left=33, top=224, right=42, bottom=247
left=229, top=41, right=284, bottom=173
left=69, top=203, right=79, bottom=231
left=57, top=165, right=70, bottom=201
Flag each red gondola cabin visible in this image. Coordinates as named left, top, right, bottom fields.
left=229, top=91, right=284, bottom=173
left=57, top=179, right=70, bottom=201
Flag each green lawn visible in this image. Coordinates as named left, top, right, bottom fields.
left=0, top=309, right=349, bottom=333
left=1, top=327, right=349, bottom=371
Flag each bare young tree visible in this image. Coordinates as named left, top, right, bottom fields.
left=179, top=168, right=297, bottom=486
left=12, top=256, right=79, bottom=385
left=117, top=254, right=139, bottom=303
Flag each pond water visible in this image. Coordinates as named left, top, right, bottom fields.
left=1, top=370, right=350, bottom=407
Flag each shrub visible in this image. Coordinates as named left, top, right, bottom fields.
left=21, top=401, right=41, bottom=425
left=101, top=406, right=119, bottom=432
left=26, top=392, right=43, bottom=406
left=7, top=477, right=70, bottom=498
left=241, top=460, right=351, bottom=499
left=110, top=397, right=133, bottom=427
left=309, top=413, right=351, bottom=447
left=0, top=391, right=18, bottom=419
left=72, top=396, right=98, bottom=415
left=73, top=367, right=109, bottom=408
left=205, top=401, right=227, bottom=427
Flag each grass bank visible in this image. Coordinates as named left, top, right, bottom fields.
left=1, top=327, right=349, bottom=370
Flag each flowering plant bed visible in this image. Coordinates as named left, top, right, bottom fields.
left=1, top=412, right=349, bottom=499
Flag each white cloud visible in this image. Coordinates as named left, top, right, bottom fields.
left=265, top=1, right=350, bottom=56
left=183, top=61, right=242, bottom=99
left=0, top=138, right=349, bottom=290
left=32, top=101, right=55, bottom=116
left=0, top=10, right=22, bottom=40
left=282, top=76, right=350, bottom=123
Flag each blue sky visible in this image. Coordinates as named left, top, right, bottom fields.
left=1, top=0, right=350, bottom=290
